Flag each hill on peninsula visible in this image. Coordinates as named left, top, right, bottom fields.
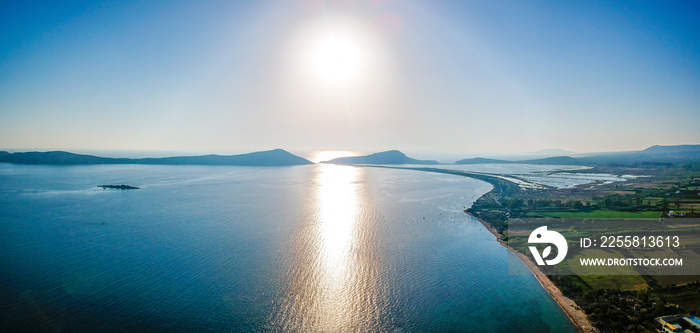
left=322, top=150, right=439, bottom=165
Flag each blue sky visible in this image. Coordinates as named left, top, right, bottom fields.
left=1, top=0, right=698, bottom=154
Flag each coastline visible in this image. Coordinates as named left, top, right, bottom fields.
left=466, top=212, right=598, bottom=333
left=367, top=164, right=598, bottom=331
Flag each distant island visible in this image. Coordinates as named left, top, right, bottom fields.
left=98, top=185, right=140, bottom=190
left=0, top=149, right=314, bottom=166
left=322, top=150, right=439, bottom=165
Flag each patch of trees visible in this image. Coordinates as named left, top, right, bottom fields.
left=552, top=277, right=682, bottom=332
left=551, top=276, right=700, bottom=333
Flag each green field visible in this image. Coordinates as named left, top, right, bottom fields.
left=532, top=209, right=662, bottom=219
left=579, top=274, right=649, bottom=291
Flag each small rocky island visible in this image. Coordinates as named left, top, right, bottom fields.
left=98, top=185, right=140, bottom=190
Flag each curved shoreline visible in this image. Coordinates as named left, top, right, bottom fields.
left=466, top=212, right=597, bottom=333
left=364, top=165, right=596, bottom=332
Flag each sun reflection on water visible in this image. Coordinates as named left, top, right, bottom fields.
left=317, top=164, right=357, bottom=272
left=270, top=164, right=387, bottom=332
left=315, top=164, right=359, bottom=330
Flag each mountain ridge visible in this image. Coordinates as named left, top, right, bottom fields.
left=456, top=156, right=579, bottom=165
left=456, top=144, right=700, bottom=166
left=322, top=150, right=439, bottom=165
left=0, top=149, right=314, bottom=166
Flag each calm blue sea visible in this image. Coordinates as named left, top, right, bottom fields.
left=0, top=163, right=577, bottom=332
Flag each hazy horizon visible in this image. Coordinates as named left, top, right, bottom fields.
left=2, top=143, right=698, bottom=156
left=2, top=144, right=698, bottom=165
left=1, top=1, right=698, bottom=153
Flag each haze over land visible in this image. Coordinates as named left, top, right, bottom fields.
left=1, top=1, right=698, bottom=154
left=3, top=144, right=698, bottom=166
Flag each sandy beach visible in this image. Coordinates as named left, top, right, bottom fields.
left=468, top=212, right=598, bottom=333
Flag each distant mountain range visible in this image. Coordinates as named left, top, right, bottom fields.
left=322, top=150, right=439, bottom=165
left=531, top=149, right=574, bottom=154
left=0, top=149, right=313, bottom=166
left=456, top=156, right=580, bottom=165
left=2, top=144, right=698, bottom=167
left=457, top=145, right=700, bottom=166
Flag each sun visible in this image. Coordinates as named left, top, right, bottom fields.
left=310, top=34, right=363, bottom=85
left=290, top=14, right=386, bottom=92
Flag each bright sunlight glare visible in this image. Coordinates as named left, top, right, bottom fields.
left=310, top=34, right=363, bottom=85
left=286, top=13, right=392, bottom=101
left=309, top=150, right=359, bottom=163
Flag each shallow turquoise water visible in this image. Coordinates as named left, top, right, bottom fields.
left=0, top=163, right=577, bottom=332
